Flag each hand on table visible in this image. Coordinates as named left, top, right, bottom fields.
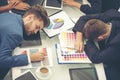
left=74, top=32, right=84, bottom=53
left=63, top=0, right=81, bottom=8
left=8, top=0, right=21, bottom=9
left=63, top=0, right=75, bottom=6
left=30, top=52, right=45, bottom=62
left=74, top=40, right=84, bottom=53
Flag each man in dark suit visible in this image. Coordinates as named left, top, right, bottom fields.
left=73, top=9, right=120, bottom=80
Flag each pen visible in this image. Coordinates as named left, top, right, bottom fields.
left=55, top=43, right=62, bottom=56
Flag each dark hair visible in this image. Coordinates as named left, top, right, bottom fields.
left=23, top=4, right=50, bottom=27
left=82, top=19, right=107, bottom=40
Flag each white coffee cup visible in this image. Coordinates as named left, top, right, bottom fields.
left=36, top=66, right=51, bottom=79
left=40, top=66, right=49, bottom=77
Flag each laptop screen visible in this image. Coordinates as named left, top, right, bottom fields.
left=69, top=67, right=98, bottom=80
left=45, top=0, right=62, bottom=10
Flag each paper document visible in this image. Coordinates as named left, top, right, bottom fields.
left=13, top=47, right=53, bottom=69
left=43, top=11, right=74, bottom=37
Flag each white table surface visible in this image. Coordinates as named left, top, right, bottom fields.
left=12, top=1, right=106, bottom=80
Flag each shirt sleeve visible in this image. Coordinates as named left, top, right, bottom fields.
left=73, top=9, right=120, bottom=33
left=0, top=34, right=29, bottom=68
left=85, top=39, right=120, bottom=65
left=80, top=0, right=102, bottom=14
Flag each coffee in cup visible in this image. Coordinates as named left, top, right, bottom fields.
left=39, top=66, right=50, bottom=77
left=40, top=67, right=48, bottom=74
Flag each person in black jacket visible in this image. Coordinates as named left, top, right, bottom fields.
left=63, top=0, right=120, bottom=15
left=83, top=19, right=120, bottom=80
left=72, top=9, right=120, bottom=80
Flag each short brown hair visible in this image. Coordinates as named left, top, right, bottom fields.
left=23, top=4, right=50, bottom=27
left=82, top=19, right=107, bottom=40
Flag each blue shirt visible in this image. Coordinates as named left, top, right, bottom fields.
left=0, top=12, right=28, bottom=68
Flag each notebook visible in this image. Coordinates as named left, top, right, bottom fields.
left=20, top=31, right=42, bottom=47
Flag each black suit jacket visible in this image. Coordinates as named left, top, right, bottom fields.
left=80, top=0, right=120, bottom=14
left=73, top=9, right=120, bottom=33
left=85, top=21, right=120, bottom=80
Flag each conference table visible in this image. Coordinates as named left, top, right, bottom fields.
left=12, top=0, right=106, bottom=80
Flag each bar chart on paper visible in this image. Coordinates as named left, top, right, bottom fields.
left=56, top=31, right=91, bottom=64
left=13, top=47, right=53, bottom=68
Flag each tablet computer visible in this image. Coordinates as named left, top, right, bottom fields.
left=44, top=0, right=63, bottom=10
left=15, top=70, right=38, bottom=80
left=69, top=67, right=98, bottom=80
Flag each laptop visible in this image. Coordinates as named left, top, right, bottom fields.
left=20, top=31, right=42, bottom=47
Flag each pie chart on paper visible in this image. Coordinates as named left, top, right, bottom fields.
left=48, top=18, right=64, bottom=29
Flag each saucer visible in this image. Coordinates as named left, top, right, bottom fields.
left=35, top=67, right=52, bottom=80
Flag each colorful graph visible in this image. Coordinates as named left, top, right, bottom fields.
left=61, top=50, right=89, bottom=62
left=47, top=18, right=64, bottom=29
left=59, top=31, right=76, bottom=48
left=57, top=31, right=91, bottom=63
left=21, top=48, right=50, bottom=67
